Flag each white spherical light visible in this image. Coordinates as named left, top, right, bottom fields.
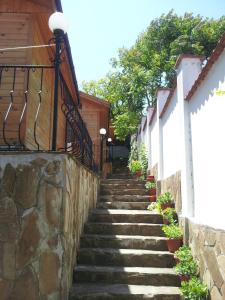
left=107, top=137, right=112, bottom=142
left=48, top=12, right=69, bottom=34
left=99, top=128, right=106, bottom=135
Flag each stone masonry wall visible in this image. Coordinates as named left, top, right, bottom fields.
left=149, top=163, right=158, bottom=180
left=188, top=221, right=225, bottom=300
left=159, top=171, right=182, bottom=213
left=0, top=152, right=99, bottom=300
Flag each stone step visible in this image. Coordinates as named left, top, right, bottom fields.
left=100, top=188, right=149, bottom=196
left=73, top=266, right=180, bottom=286
left=100, top=195, right=151, bottom=202
left=101, top=179, right=143, bottom=185
left=77, top=248, right=175, bottom=268
left=80, top=235, right=168, bottom=251
left=70, top=284, right=181, bottom=300
left=100, top=183, right=146, bottom=189
left=89, top=209, right=162, bottom=224
left=96, top=201, right=150, bottom=210
left=84, top=223, right=164, bottom=236
left=108, top=174, right=134, bottom=179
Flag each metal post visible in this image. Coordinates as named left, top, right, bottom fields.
left=100, top=136, right=103, bottom=171
left=52, top=30, right=63, bottom=151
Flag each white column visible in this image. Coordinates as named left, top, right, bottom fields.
left=176, top=55, right=202, bottom=217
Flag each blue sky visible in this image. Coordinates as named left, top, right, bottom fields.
left=62, top=0, right=225, bottom=87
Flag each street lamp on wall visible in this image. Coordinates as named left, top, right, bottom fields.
left=99, top=128, right=106, bottom=171
left=48, top=12, right=69, bottom=151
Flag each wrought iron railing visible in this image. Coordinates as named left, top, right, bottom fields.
left=0, top=64, right=94, bottom=171
left=60, top=76, right=93, bottom=170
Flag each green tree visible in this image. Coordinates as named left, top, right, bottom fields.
left=82, top=11, right=225, bottom=140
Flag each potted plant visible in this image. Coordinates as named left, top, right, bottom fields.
left=147, top=175, right=155, bottom=182
left=145, top=181, right=156, bottom=196
left=174, top=245, right=193, bottom=264
left=180, top=277, right=208, bottom=299
left=162, top=207, right=177, bottom=224
left=130, top=160, right=142, bottom=177
left=174, top=260, right=198, bottom=282
left=157, top=192, right=174, bottom=210
left=162, top=224, right=183, bottom=252
left=147, top=202, right=161, bottom=213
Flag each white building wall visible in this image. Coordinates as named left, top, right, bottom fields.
left=189, top=50, right=225, bottom=230
left=161, top=91, right=182, bottom=178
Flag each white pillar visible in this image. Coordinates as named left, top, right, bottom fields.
left=175, top=55, right=203, bottom=217
left=156, top=89, right=171, bottom=180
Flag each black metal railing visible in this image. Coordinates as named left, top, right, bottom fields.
left=0, top=64, right=94, bottom=171
left=0, top=65, right=54, bottom=150
left=60, top=75, right=93, bottom=170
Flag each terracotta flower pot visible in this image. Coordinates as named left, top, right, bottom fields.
left=178, top=274, right=190, bottom=282
left=161, top=203, right=174, bottom=210
left=149, top=188, right=156, bottom=196
left=149, top=195, right=156, bottom=202
left=166, top=238, right=183, bottom=253
left=147, top=175, right=155, bottom=182
left=163, top=218, right=170, bottom=225
left=136, top=171, right=142, bottom=177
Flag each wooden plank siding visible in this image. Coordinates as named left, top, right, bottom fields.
left=0, top=11, right=71, bottom=150
left=0, top=13, right=30, bottom=145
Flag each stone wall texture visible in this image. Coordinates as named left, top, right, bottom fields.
left=188, top=221, right=225, bottom=300
left=0, top=152, right=99, bottom=300
left=149, top=163, right=158, bottom=180
left=159, top=171, right=182, bottom=213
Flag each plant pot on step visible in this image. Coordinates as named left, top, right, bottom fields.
left=149, top=188, right=156, bottom=196
left=149, top=195, right=156, bottom=202
left=136, top=171, right=142, bottom=177
left=161, top=203, right=174, bottom=210
left=166, top=238, right=183, bottom=253
left=147, top=175, right=155, bottom=182
left=163, top=218, right=170, bottom=225
left=178, top=274, right=190, bottom=282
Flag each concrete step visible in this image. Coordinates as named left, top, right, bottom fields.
left=77, top=248, right=175, bottom=268
left=96, top=201, right=150, bottom=210
left=100, top=188, right=149, bottom=196
left=73, top=265, right=180, bottom=286
left=89, top=210, right=162, bottom=224
left=80, top=235, right=168, bottom=251
left=100, top=195, right=151, bottom=202
left=84, top=223, right=164, bottom=236
left=70, top=284, right=181, bottom=300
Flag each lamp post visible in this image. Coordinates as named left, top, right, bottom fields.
left=99, top=128, right=106, bottom=171
left=107, top=137, right=112, bottom=162
left=48, top=12, right=69, bottom=151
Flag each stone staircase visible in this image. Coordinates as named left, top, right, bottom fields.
left=70, top=174, right=181, bottom=299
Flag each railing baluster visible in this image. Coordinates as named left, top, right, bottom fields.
left=3, top=67, right=16, bottom=149
left=34, top=68, right=44, bottom=151
left=18, top=68, right=30, bottom=148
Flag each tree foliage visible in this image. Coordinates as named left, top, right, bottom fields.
left=82, top=11, right=225, bottom=140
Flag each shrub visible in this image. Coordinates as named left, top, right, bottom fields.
left=162, top=207, right=177, bottom=224
left=145, top=181, right=156, bottom=190
left=174, top=260, right=198, bottom=277
left=174, top=245, right=193, bottom=262
left=157, top=192, right=173, bottom=204
left=180, top=277, right=208, bottom=300
left=130, top=160, right=142, bottom=173
left=162, top=224, right=183, bottom=239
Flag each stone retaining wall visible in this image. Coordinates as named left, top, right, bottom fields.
left=0, top=152, right=99, bottom=300
left=188, top=221, right=225, bottom=300
left=159, top=171, right=182, bottom=213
